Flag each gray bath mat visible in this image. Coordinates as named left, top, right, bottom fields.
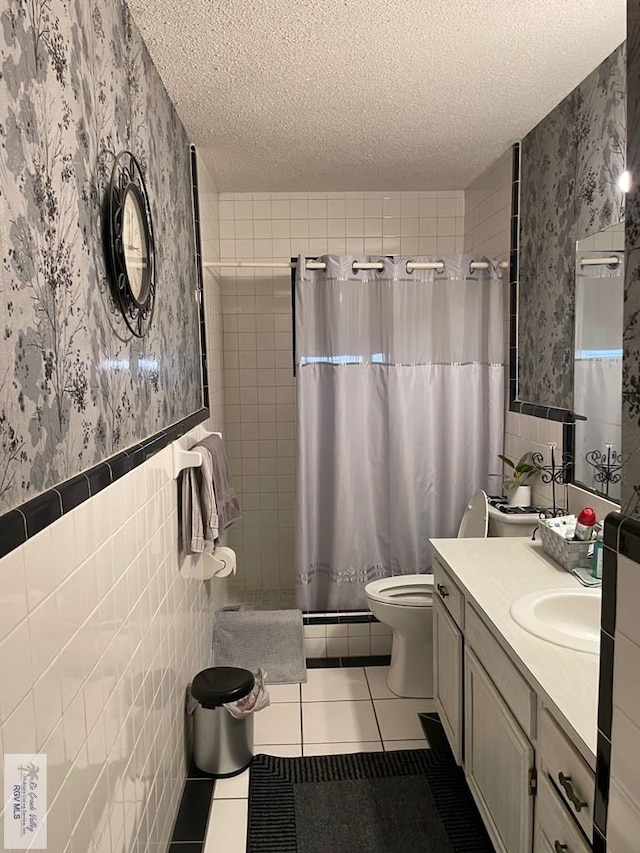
left=212, top=608, right=307, bottom=684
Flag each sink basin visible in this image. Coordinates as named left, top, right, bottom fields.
left=510, top=589, right=601, bottom=654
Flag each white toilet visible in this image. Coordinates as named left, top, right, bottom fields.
left=364, top=490, right=489, bottom=698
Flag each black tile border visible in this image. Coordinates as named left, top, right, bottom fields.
left=601, top=545, right=617, bottom=638
left=170, top=778, right=214, bottom=843
left=603, top=511, right=624, bottom=550
left=593, top=826, right=606, bottom=853
left=0, top=407, right=210, bottom=560
left=0, top=509, right=27, bottom=556
left=418, top=712, right=450, bottom=753
left=618, top=513, right=640, bottom=563
left=597, top=629, right=615, bottom=741
left=594, top=730, right=612, bottom=837
left=302, top=611, right=377, bottom=625
left=21, top=489, right=62, bottom=538
left=168, top=844, right=203, bottom=853
left=57, top=474, right=90, bottom=514
left=306, top=655, right=391, bottom=669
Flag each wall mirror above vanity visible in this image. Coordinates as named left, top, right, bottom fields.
left=573, top=222, right=624, bottom=500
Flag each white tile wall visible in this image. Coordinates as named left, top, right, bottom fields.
left=463, top=150, right=512, bottom=261
left=503, top=411, right=564, bottom=508
left=302, top=621, right=392, bottom=658
left=0, top=435, right=227, bottom=853
left=609, top=552, right=640, bottom=848
left=219, top=190, right=466, bottom=594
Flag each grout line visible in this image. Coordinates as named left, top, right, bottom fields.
left=299, top=695, right=304, bottom=746
left=369, top=692, right=385, bottom=745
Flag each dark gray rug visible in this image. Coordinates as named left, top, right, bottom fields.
left=247, top=748, right=495, bottom=852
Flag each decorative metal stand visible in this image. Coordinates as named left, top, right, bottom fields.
left=584, top=444, right=626, bottom=498
left=531, top=443, right=573, bottom=517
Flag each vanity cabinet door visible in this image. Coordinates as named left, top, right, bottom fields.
left=465, top=649, right=535, bottom=853
left=433, top=596, right=463, bottom=764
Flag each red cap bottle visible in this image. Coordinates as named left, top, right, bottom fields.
left=575, top=507, right=596, bottom=540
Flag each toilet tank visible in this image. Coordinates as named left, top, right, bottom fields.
left=487, top=506, right=540, bottom=539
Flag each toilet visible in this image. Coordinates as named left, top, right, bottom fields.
left=364, top=490, right=489, bottom=698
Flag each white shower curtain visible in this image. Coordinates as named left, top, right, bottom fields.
left=295, top=255, right=505, bottom=611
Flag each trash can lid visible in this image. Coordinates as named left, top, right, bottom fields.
left=191, top=666, right=255, bottom=709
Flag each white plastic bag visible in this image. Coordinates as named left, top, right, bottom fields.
left=223, top=668, right=271, bottom=719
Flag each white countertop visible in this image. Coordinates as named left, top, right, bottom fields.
left=430, top=536, right=600, bottom=768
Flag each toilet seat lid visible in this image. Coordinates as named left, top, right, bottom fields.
left=457, top=489, right=489, bottom=538
left=364, top=573, right=434, bottom=606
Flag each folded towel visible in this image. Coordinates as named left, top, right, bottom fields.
left=181, top=435, right=241, bottom=555
left=196, top=433, right=241, bottom=538
left=181, top=464, right=209, bottom=554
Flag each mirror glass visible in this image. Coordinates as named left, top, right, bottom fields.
left=573, top=221, right=624, bottom=500
left=123, top=187, right=149, bottom=304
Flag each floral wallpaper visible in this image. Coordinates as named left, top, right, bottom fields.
left=0, top=0, right=202, bottom=512
left=518, top=43, right=626, bottom=410
left=623, top=12, right=640, bottom=517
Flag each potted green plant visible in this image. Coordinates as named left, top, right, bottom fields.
left=497, top=452, right=538, bottom=507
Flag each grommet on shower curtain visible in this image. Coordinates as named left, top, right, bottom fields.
left=405, top=260, right=415, bottom=275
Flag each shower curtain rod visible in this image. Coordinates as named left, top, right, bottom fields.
left=202, top=259, right=510, bottom=271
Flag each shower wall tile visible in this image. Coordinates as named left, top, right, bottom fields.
left=463, top=150, right=512, bottom=261
left=218, top=191, right=466, bottom=595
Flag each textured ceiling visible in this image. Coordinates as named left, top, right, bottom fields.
left=128, top=0, right=626, bottom=191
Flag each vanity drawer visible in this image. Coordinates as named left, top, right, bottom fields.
left=465, top=603, right=536, bottom=739
left=539, top=710, right=594, bottom=841
left=534, top=772, right=591, bottom=853
left=433, top=558, right=464, bottom=629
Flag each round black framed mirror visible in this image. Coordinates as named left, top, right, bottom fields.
left=104, top=151, right=156, bottom=338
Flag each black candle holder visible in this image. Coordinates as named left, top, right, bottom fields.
left=584, top=445, right=626, bottom=498
left=531, top=443, right=573, bottom=517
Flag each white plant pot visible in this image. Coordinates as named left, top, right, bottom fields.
left=507, top=485, right=531, bottom=507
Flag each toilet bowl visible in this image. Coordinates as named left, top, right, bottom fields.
left=364, top=575, right=435, bottom=698
left=364, top=490, right=489, bottom=698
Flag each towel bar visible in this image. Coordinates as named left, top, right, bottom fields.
left=171, top=429, right=222, bottom=479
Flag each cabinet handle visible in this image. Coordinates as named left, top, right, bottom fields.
left=554, top=843, right=568, bottom=853
left=558, top=772, right=588, bottom=812
left=437, top=583, right=449, bottom=599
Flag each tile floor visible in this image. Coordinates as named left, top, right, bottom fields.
left=201, top=665, right=435, bottom=853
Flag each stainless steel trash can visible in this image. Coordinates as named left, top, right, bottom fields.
left=190, top=666, right=255, bottom=777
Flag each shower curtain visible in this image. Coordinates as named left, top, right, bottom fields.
left=295, top=255, right=505, bottom=611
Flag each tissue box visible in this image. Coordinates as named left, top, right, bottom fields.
left=538, top=519, right=592, bottom=571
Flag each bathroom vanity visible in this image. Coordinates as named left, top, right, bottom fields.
left=430, top=537, right=599, bottom=853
